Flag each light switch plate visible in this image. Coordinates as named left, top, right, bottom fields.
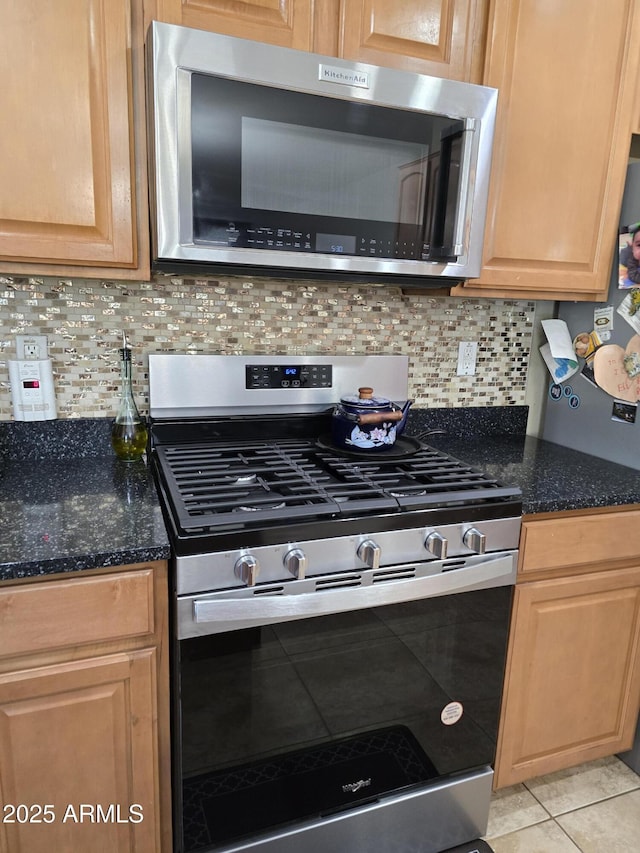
left=457, top=341, right=477, bottom=376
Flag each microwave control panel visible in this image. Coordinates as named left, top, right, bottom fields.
left=195, top=221, right=431, bottom=260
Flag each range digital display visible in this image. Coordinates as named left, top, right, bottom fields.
left=246, top=364, right=332, bottom=389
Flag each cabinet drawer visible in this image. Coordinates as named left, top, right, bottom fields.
left=0, top=569, right=155, bottom=659
left=520, top=510, right=640, bottom=576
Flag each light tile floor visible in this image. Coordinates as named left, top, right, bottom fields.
left=484, top=755, right=640, bottom=852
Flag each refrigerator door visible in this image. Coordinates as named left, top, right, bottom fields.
left=542, top=162, right=640, bottom=471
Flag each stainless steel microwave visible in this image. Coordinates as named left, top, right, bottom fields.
left=146, top=22, right=498, bottom=286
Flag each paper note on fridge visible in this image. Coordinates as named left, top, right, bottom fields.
left=540, top=319, right=579, bottom=383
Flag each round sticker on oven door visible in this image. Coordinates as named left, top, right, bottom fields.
left=441, top=701, right=464, bottom=726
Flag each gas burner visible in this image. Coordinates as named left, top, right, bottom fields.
left=238, top=500, right=287, bottom=513
left=236, top=486, right=288, bottom=512
left=227, top=473, right=258, bottom=485
left=389, top=488, right=428, bottom=498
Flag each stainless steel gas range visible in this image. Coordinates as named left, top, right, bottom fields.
left=148, top=354, right=522, bottom=853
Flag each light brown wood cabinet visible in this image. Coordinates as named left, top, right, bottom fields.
left=1, top=0, right=484, bottom=278
left=454, top=0, right=640, bottom=301
left=5, top=0, right=638, bottom=296
left=153, top=0, right=487, bottom=80
left=494, top=509, right=640, bottom=789
left=0, top=563, right=171, bottom=853
left=154, top=0, right=314, bottom=51
left=0, top=0, right=150, bottom=280
left=338, top=0, right=487, bottom=79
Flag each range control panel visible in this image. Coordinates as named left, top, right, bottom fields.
left=246, top=364, right=333, bottom=389
left=148, top=354, right=408, bottom=417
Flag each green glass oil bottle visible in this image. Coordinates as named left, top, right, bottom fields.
left=111, top=334, right=148, bottom=462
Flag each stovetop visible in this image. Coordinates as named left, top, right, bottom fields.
left=148, top=354, right=522, bottom=556
left=152, top=432, right=522, bottom=554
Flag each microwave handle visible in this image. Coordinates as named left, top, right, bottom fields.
left=187, top=552, right=516, bottom=635
left=451, top=120, right=477, bottom=257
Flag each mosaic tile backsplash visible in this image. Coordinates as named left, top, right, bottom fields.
left=0, top=273, right=536, bottom=420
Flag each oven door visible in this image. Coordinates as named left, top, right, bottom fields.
left=175, top=552, right=516, bottom=853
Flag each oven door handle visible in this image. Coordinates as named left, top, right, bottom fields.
left=186, top=553, right=516, bottom=636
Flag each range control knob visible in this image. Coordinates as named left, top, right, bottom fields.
left=234, top=554, right=260, bottom=587
left=283, top=548, right=307, bottom=579
left=357, top=539, right=381, bottom=569
left=463, top=527, right=487, bottom=554
left=425, top=531, right=448, bottom=560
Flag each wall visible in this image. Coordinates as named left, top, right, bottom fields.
left=0, top=272, right=536, bottom=420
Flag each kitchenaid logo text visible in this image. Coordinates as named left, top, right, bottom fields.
left=319, top=64, right=370, bottom=89
left=342, top=778, right=372, bottom=794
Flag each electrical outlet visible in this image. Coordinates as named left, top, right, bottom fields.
left=456, top=341, right=478, bottom=376
left=16, top=334, right=48, bottom=360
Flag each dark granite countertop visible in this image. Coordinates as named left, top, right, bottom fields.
left=418, top=432, right=640, bottom=516
left=407, top=406, right=640, bottom=514
left=0, top=420, right=170, bottom=583
left=2, top=407, right=639, bottom=582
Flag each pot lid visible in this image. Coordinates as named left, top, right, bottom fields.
left=339, top=387, right=393, bottom=409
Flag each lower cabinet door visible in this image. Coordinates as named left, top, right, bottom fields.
left=0, top=650, right=160, bottom=853
left=494, top=565, right=640, bottom=788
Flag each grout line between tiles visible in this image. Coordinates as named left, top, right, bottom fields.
left=551, top=817, right=586, bottom=853
left=547, top=786, right=640, bottom=819
left=492, top=788, right=640, bottom=851
left=519, top=781, right=554, bottom=817
left=520, top=758, right=640, bottom=817
left=522, top=784, right=640, bottom=818
left=488, top=760, right=640, bottom=848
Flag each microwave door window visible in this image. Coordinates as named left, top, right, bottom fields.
left=189, top=73, right=465, bottom=262
left=241, top=118, right=427, bottom=225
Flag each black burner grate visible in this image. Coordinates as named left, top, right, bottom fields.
left=155, top=438, right=520, bottom=535
left=314, top=445, right=518, bottom=510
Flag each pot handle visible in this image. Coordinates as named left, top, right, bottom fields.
left=357, top=409, right=404, bottom=425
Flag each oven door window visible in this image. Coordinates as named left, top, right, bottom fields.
left=190, top=73, right=465, bottom=262
left=179, top=585, right=511, bottom=850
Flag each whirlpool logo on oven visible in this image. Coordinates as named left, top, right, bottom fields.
left=342, top=778, right=372, bottom=794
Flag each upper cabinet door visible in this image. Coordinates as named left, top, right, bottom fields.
left=0, top=0, right=139, bottom=270
left=339, top=0, right=487, bottom=80
left=154, top=0, right=313, bottom=49
left=455, top=0, right=640, bottom=301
